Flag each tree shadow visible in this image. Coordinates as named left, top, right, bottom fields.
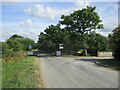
left=75, top=58, right=105, bottom=63
left=37, top=54, right=49, bottom=57
left=37, top=54, right=56, bottom=58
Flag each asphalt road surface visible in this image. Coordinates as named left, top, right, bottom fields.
left=40, top=56, right=118, bottom=88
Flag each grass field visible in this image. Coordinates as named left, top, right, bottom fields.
left=97, top=59, right=119, bottom=70
left=0, top=58, right=2, bottom=89
left=2, top=56, right=43, bottom=88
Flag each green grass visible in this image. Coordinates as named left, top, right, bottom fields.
left=2, top=56, right=43, bottom=88
left=97, top=59, right=119, bottom=70
left=0, top=58, right=2, bottom=89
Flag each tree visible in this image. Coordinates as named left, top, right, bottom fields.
left=60, top=6, right=103, bottom=33
left=1, top=42, right=13, bottom=57
left=0, top=42, right=2, bottom=56
left=87, top=31, right=108, bottom=55
left=18, top=38, right=35, bottom=50
left=6, top=34, right=35, bottom=51
left=38, top=24, right=85, bottom=54
left=109, top=27, right=120, bottom=60
left=38, top=25, right=67, bottom=53
left=59, top=15, right=74, bottom=31
left=60, top=6, right=103, bottom=56
left=38, top=6, right=106, bottom=55
left=9, top=34, right=23, bottom=39
left=6, top=39, right=23, bottom=51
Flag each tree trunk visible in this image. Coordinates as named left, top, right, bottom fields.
left=85, top=48, right=88, bottom=56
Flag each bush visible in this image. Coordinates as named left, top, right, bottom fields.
left=109, top=27, right=120, bottom=60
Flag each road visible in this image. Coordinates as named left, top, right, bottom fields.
left=40, top=56, right=118, bottom=88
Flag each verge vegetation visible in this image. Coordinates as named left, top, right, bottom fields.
left=2, top=56, right=43, bottom=88
left=96, top=59, right=119, bottom=70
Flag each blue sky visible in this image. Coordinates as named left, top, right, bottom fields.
left=1, top=1, right=118, bottom=42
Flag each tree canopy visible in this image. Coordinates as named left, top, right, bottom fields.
left=37, top=6, right=108, bottom=56
left=60, top=6, right=103, bottom=34
left=3, top=34, right=35, bottom=52
left=109, top=26, right=120, bottom=60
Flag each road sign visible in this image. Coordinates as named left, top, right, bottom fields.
left=59, top=44, right=64, bottom=50
left=56, top=51, right=61, bottom=56
left=28, top=45, right=32, bottom=49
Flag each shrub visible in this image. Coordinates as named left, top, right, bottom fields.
left=109, top=27, right=120, bottom=60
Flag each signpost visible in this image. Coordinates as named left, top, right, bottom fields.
left=59, top=44, right=64, bottom=50
left=56, top=44, right=64, bottom=56
left=28, top=45, right=32, bottom=49
left=56, top=51, right=61, bottom=56
left=27, top=45, right=33, bottom=56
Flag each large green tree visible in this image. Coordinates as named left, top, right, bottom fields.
left=6, top=39, right=23, bottom=51
left=38, top=25, right=66, bottom=53
left=87, top=31, right=108, bottom=55
left=38, top=25, right=85, bottom=54
left=60, top=6, right=103, bottom=56
left=60, top=6, right=103, bottom=33
left=38, top=6, right=108, bottom=56
left=6, top=34, right=35, bottom=51
left=18, top=38, right=35, bottom=50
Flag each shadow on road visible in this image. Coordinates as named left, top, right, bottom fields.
left=75, top=58, right=104, bottom=63
left=37, top=54, right=56, bottom=58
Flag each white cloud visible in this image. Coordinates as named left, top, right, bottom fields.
left=25, top=4, right=73, bottom=20
left=96, top=7, right=105, bottom=16
left=1, top=21, right=52, bottom=42
left=2, top=28, right=19, bottom=41
left=19, top=21, right=52, bottom=42
left=96, top=18, right=118, bottom=36
left=19, top=19, right=43, bottom=42
left=25, top=4, right=58, bottom=20
left=1, top=1, right=118, bottom=42
left=74, top=0, right=90, bottom=9
left=104, top=19, right=118, bottom=31
left=20, top=19, right=33, bottom=27
left=2, top=28, right=37, bottom=42
left=2, top=27, right=38, bottom=42
left=94, top=3, right=118, bottom=36
left=25, top=1, right=90, bottom=21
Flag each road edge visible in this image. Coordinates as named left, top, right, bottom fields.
left=94, top=61, right=119, bottom=71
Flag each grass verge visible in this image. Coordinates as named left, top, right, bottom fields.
left=0, top=58, right=2, bottom=89
left=96, top=59, right=119, bottom=70
left=2, top=56, right=44, bottom=88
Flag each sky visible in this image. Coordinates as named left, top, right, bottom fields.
left=0, top=0, right=119, bottom=42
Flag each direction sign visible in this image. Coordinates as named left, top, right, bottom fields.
left=28, top=45, right=32, bottom=49
left=59, top=44, right=64, bottom=50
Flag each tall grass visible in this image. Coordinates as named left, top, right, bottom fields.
left=2, top=51, right=27, bottom=63
left=2, top=56, right=43, bottom=88
left=0, top=58, right=2, bottom=89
